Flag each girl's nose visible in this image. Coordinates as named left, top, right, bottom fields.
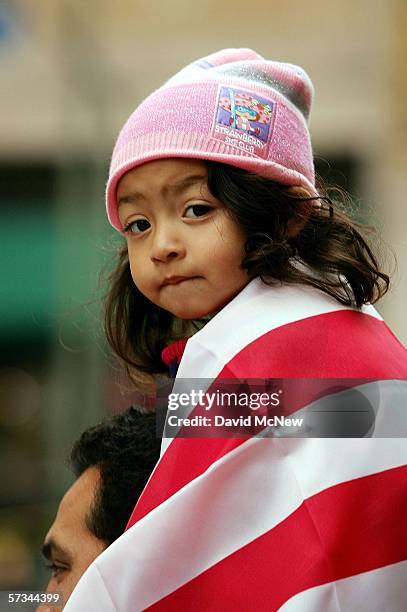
left=150, top=227, right=186, bottom=263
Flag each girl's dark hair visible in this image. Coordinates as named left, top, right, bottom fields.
left=104, top=161, right=390, bottom=387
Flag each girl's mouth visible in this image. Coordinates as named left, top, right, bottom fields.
left=162, top=276, right=196, bottom=286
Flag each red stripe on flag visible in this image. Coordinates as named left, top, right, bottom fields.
left=219, top=310, right=407, bottom=379
left=129, top=437, right=244, bottom=524
left=128, top=311, right=407, bottom=528
left=147, top=465, right=407, bottom=611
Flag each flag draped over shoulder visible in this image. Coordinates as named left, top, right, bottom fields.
left=65, top=279, right=407, bottom=612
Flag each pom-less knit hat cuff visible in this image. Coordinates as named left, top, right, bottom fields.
left=106, top=48, right=316, bottom=232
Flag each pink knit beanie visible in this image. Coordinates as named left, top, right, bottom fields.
left=106, top=48, right=315, bottom=231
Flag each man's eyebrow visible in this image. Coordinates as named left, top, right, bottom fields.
left=42, top=538, right=71, bottom=562
left=117, top=173, right=207, bottom=207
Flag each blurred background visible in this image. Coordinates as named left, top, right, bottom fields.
left=0, top=0, right=406, bottom=593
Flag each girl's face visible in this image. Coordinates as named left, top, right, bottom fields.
left=117, top=158, right=250, bottom=319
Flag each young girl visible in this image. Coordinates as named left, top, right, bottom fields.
left=66, top=49, right=407, bottom=611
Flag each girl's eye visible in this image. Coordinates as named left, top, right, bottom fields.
left=124, top=219, right=151, bottom=234
left=184, top=204, right=212, bottom=218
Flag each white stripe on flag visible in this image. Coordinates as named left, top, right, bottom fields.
left=64, top=438, right=407, bottom=611
left=263, top=379, right=407, bottom=438
left=177, top=278, right=381, bottom=380
left=65, top=561, right=116, bottom=612
left=279, top=560, right=407, bottom=612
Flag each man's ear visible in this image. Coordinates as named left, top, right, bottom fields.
left=285, top=186, right=319, bottom=238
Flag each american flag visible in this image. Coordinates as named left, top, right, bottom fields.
left=65, top=279, right=407, bottom=611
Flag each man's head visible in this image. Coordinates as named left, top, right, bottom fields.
left=41, top=408, right=160, bottom=606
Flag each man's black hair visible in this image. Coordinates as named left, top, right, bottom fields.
left=70, top=407, right=160, bottom=545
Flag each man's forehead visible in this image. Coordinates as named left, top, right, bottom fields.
left=44, top=467, right=101, bottom=552
left=59, top=466, right=101, bottom=515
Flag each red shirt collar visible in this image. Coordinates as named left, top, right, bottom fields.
left=161, top=338, right=189, bottom=368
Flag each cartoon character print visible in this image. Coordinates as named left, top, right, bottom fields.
left=217, top=89, right=273, bottom=142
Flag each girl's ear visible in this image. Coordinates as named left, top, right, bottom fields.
left=284, top=186, right=319, bottom=237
